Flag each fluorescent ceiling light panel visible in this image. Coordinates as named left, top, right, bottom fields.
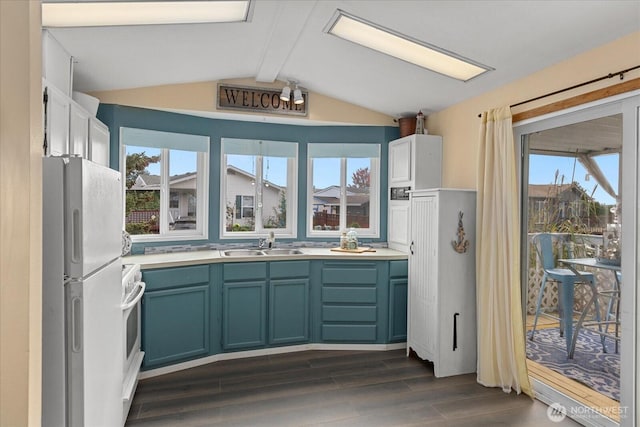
left=325, top=10, right=492, bottom=82
left=42, top=1, right=251, bottom=27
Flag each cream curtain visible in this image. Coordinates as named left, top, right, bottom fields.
left=476, top=107, right=532, bottom=396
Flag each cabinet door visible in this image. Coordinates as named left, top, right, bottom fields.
left=142, top=285, right=210, bottom=368
left=408, top=195, right=438, bottom=361
left=388, top=137, right=411, bottom=184
left=44, top=85, right=69, bottom=157
left=388, top=278, right=408, bottom=342
left=223, top=281, right=267, bottom=350
left=269, top=278, right=309, bottom=345
left=88, top=118, right=110, bottom=167
left=388, top=201, right=411, bottom=250
left=69, top=102, right=90, bottom=157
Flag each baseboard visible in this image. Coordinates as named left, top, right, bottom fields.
left=139, top=342, right=408, bottom=379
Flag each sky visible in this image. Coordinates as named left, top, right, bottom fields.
left=529, top=153, right=619, bottom=205
left=227, top=155, right=371, bottom=189
left=127, top=146, right=196, bottom=177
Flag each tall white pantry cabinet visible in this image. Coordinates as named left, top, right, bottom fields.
left=387, top=134, right=442, bottom=252
left=407, top=189, right=477, bottom=378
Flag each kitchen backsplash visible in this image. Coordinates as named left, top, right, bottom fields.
left=139, top=241, right=389, bottom=255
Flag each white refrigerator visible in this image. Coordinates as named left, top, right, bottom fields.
left=42, top=156, right=124, bottom=427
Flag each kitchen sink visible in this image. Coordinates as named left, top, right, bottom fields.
left=221, top=248, right=304, bottom=257
left=261, top=248, right=303, bottom=255
left=222, top=249, right=265, bottom=257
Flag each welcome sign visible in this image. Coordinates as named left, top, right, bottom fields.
left=217, top=84, right=308, bottom=116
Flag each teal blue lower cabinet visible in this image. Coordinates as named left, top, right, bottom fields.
left=140, top=257, right=407, bottom=369
left=388, top=278, right=408, bottom=342
left=320, top=261, right=382, bottom=343
left=222, top=261, right=310, bottom=350
left=142, top=265, right=211, bottom=369
left=142, top=284, right=210, bottom=368
left=222, top=280, right=267, bottom=350
left=388, top=260, right=408, bottom=342
left=269, top=278, right=309, bottom=345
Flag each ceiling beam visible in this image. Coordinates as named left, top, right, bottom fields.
left=254, top=1, right=317, bottom=83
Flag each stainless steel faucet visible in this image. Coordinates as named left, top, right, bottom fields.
left=258, top=238, right=267, bottom=249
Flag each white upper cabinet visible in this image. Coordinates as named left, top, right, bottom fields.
left=44, top=83, right=70, bottom=157
left=88, top=118, right=110, bottom=167
left=69, top=102, right=90, bottom=158
left=388, top=134, right=442, bottom=189
left=42, top=30, right=73, bottom=97
left=42, top=29, right=111, bottom=164
left=389, top=137, right=412, bottom=184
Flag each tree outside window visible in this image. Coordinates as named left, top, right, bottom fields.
left=308, top=143, right=379, bottom=237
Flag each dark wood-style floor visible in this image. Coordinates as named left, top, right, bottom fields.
left=126, top=349, right=580, bottom=426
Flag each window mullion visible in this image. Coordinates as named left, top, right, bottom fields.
left=196, top=152, right=206, bottom=234
left=159, top=148, right=170, bottom=234
left=255, top=156, right=264, bottom=233
left=340, top=157, right=347, bottom=230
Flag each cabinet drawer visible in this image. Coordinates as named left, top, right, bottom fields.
left=322, top=267, right=377, bottom=285
left=389, top=260, right=408, bottom=277
left=270, top=261, right=310, bottom=279
left=322, top=286, right=377, bottom=303
left=143, top=265, right=209, bottom=291
left=322, top=324, right=377, bottom=342
left=223, top=262, right=267, bottom=281
left=322, top=305, right=377, bottom=322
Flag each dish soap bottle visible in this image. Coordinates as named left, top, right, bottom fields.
left=346, top=228, right=358, bottom=250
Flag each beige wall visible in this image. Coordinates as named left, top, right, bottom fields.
left=427, top=31, right=640, bottom=189
left=0, top=1, right=43, bottom=426
left=90, top=77, right=397, bottom=126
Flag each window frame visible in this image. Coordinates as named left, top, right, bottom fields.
left=120, top=128, right=210, bottom=243
left=306, top=144, right=380, bottom=238
left=220, top=138, right=298, bottom=239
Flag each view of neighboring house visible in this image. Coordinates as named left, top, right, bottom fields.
left=126, top=166, right=286, bottom=233
left=127, top=172, right=197, bottom=231
left=528, top=182, right=607, bottom=233
left=225, top=165, right=283, bottom=230
left=312, top=185, right=370, bottom=229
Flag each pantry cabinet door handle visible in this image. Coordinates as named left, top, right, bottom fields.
left=453, top=312, right=459, bottom=351
left=410, top=241, right=414, bottom=255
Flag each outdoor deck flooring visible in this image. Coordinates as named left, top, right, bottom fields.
left=525, top=314, right=620, bottom=423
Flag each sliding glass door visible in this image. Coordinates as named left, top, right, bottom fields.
left=514, top=93, right=638, bottom=426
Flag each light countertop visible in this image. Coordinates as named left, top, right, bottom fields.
left=124, top=247, right=408, bottom=270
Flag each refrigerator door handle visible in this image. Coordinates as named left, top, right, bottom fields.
left=71, top=209, right=81, bottom=264
left=71, top=296, right=83, bottom=353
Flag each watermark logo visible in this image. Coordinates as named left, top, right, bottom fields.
left=547, top=402, right=567, bottom=422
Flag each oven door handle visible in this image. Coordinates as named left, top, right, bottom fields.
left=121, top=281, right=146, bottom=311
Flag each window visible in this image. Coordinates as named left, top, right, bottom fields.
left=307, top=143, right=380, bottom=237
left=235, top=195, right=254, bottom=219
left=221, top=138, right=298, bottom=237
left=120, top=127, right=209, bottom=241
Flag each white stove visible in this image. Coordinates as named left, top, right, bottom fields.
left=122, top=263, right=142, bottom=302
left=121, top=264, right=145, bottom=424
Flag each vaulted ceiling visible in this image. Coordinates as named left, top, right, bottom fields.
left=44, top=0, right=640, bottom=118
